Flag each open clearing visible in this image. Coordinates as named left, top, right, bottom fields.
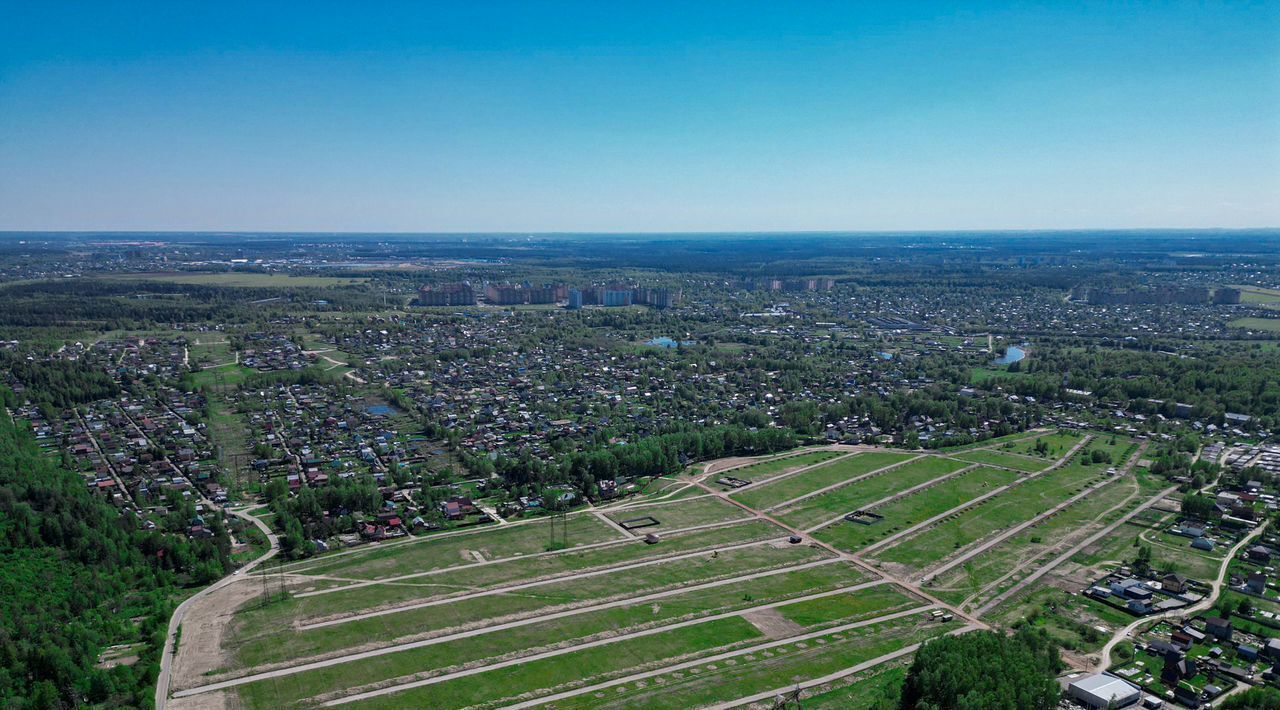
left=730, top=451, right=915, bottom=511
left=871, top=459, right=1109, bottom=570
left=773, top=456, right=969, bottom=531
left=814, top=466, right=1018, bottom=553
left=160, top=434, right=1174, bottom=710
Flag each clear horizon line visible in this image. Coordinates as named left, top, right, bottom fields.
left=1, top=225, right=1278, bottom=237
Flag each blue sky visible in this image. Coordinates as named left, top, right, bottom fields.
left=1, top=1, right=1277, bottom=232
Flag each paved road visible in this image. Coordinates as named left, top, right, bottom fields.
left=155, top=504, right=279, bottom=710
left=1096, top=519, right=1270, bottom=671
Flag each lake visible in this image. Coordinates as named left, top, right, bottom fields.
left=992, top=346, right=1027, bottom=365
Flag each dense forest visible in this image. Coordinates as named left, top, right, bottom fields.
left=899, top=629, right=1062, bottom=709
left=0, top=411, right=230, bottom=708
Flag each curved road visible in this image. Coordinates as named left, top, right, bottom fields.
left=155, top=504, right=279, bottom=710
left=1097, top=519, right=1269, bottom=671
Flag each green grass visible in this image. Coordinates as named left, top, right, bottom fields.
left=230, top=527, right=820, bottom=667
left=730, top=452, right=916, bottom=511
left=873, top=462, right=1106, bottom=570
left=776, top=585, right=921, bottom=628
left=283, top=512, right=627, bottom=580
left=1003, top=431, right=1085, bottom=458
left=545, top=613, right=945, bottom=710
left=803, top=665, right=907, bottom=709
left=950, top=449, right=1049, bottom=473
left=774, top=456, right=970, bottom=531
left=935, top=430, right=1042, bottom=452
left=1234, top=285, right=1280, bottom=304
left=717, top=449, right=847, bottom=484
left=235, top=565, right=889, bottom=708
left=815, top=467, right=1019, bottom=553
left=605, top=496, right=751, bottom=531
left=1228, top=317, right=1280, bottom=333
left=283, top=519, right=788, bottom=614
left=928, top=474, right=1157, bottom=605
left=244, top=616, right=767, bottom=709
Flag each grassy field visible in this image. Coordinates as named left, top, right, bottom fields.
left=1229, top=317, right=1280, bottom=333
left=548, top=613, right=943, bottom=710
left=716, top=449, right=847, bottom=484
left=234, top=563, right=893, bottom=708
left=283, top=520, right=787, bottom=614
left=730, top=452, right=916, bottom=510
left=304, top=597, right=933, bottom=710
left=803, top=665, right=907, bottom=709
left=873, top=462, right=1107, bottom=570
left=1234, top=285, right=1280, bottom=304
left=774, top=456, right=970, bottom=531
left=605, top=495, right=752, bottom=531
left=950, top=449, right=1050, bottom=472
left=935, top=430, right=1042, bottom=452
left=282, top=512, right=627, bottom=580
left=101, top=271, right=368, bottom=287
left=228, top=541, right=840, bottom=669
left=927, top=473, right=1164, bottom=605
left=815, top=467, right=1018, bottom=553
left=1003, top=430, right=1085, bottom=458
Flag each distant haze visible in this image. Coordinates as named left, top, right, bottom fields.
left=1, top=2, right=1277, bottom=232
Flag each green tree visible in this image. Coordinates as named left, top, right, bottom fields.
left=900, top=629, right=1061, bottom=710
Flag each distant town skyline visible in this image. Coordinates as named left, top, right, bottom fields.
left=2, top=1, right=1277, bottom=232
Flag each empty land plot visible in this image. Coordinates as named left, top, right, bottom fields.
left=937, top=431, right=1042, bottom=452
left=224, top=537, right=835, bottom=670
left=802, top=665, right=909, bottom=709
left=284, top=512, right=626, bottom=580
left=1080, top=436, right=1136, bottom=464
left=308, top=586, right=924, bottom=710
left=872, top=462, right=1106, bottom=570
left=731, top=452, right=916, bottom=511
left=774, top=456, right=970, bottom=531
left=1003, top=431, right=1084, bottom=458
left=551, top=613, right=947, bottom=710
left=286, top=520, right=787, bottom=619
left=815, top=467, right=1019, bottom=553
left=233, top=564, right=882, bottom=709
left=721, top=450, right=847, bottom=483
left=605, top=495, right=751, bottom=531
left=927, top=476, right=1147, bottom=605
left=950, top=449, right=1049, bottom=473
